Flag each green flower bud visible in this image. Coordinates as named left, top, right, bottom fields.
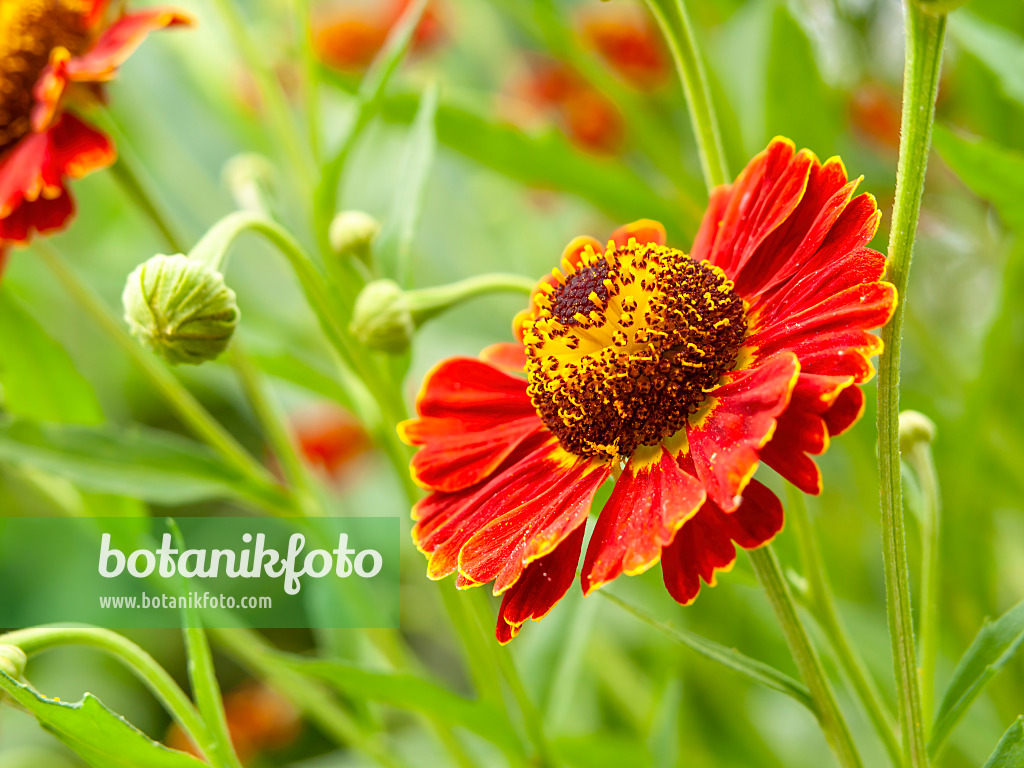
left=351, top=279, right=413, bottom=354
left=899, top=410, right=937, bottom=455
left=329, top=211, right=380, bottom=266
left=0, top=645, right=27, bottom=680
left=123, top=254, right=240, bottom=366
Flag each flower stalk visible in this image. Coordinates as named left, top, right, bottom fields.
left=877, top=4, right=947, bottom=766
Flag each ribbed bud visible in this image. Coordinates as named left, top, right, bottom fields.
left=899, top=410, right=937, bottom=455
left=329, top=211, right=380, bottom=266
left=0, top=645, right=26, bottom=680
left=123, top=254, right=240, bottom=365
left=350, top=279, right=413, bottom=354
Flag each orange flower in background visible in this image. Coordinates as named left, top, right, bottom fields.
left=578, top=2, right=669, bottom=91
left=401, top=138, right=897, bottom=642
left=849, top=82, right=902, bottom=152
left=0, top=0, right=192, bottom=273
left=167, top=681, right=300, bottom=762
left=314, top=0, right=444, bottom=74
left=291, top=404, right=372, bottom=482
left=507, top=57, right=625, bottom=155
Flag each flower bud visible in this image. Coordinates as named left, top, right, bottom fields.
left=899, top=410, right=937, bottom=455
left=350, top=279, right=414, bottom=354
left=0, top=645, right=27, bottom=680
left=223, top=153, right=276, bottom=214
left=329, top=211, right=380, bottom=266
left=123, top=254, right=240, bottom=365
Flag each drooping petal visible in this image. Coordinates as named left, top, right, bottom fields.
left=661, top=480, right=783, bottom=605
left=459, top=453, right=610, bottom=593
left=399, top=357, right=543, bottom=492
left=686, top=352, right=799, bottom=511
left=581, top=445, right=705, bottom=594
left=496, top=525, right=585, bottom=644
left=609, top=219, right=666, bottom=249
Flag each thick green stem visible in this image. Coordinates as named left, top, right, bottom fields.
left=643, top=0, right=729, bottom=191
left=749, top=547, right=863, bottom=768
left=877, top=4, right=946, bottom=766
left=33, top=242, right=286, bottom=515
left=0, top=626, right=213, bottom=763
left=787, top=487, right=902, bottom=765
left=108, top=155, right=188, bottom=255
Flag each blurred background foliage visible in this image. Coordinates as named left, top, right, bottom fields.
left=1, top=0, right=1023, bottom=766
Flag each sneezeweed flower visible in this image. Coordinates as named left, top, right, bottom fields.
left=314, top=0, right=444, bottom=74
left=0, top=0, right=192, bottom=274
left=401, top=138, right=897, bottom=642
left=577, top=2, right=669, bottom=91
left=291, top=405, right=372, bottom=482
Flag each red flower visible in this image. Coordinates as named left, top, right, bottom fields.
left=314, top=0, right=444, bottom=74
left=0, top=0, right=191, bottom=271
left=578, top=3, right=669, bottom=91
left=292, top=404, right=372, bottom=482
left=506, top=58, right=626, bottom=156
left=400, top=139, right=897, bottom=642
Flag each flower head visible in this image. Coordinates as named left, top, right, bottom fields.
left=578, top=3, right=669, bottom=91
left=400, top=138, right=897, bottom=642
left=0, top=0, right=192, bottom=273
left=314, top=0, right=444, bottom=74
left=291, top=405, right=372, bottom=482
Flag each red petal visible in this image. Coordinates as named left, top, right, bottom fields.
left=496, top=525, right=585, bottom=644
left=399, top=357, right=542, bottom=492
left=822, top=386, right=864, bottom=437
left=479, top=342, right=527, bottom=373
left=661, top=480, right=783, bottom=605
left=581, top=445, right=705, bottom=594
left=686, top=352, right=799, bottom=511
left=66, top=9, right=195, bottom=82
left=49, top=113, right=116, bottom=179
left=459, top=455, right=610, bottom=593
left=609, top=219, right=666, bottom=249
left=561, top=235, right=604, bottom=271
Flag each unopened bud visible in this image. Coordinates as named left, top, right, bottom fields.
left=351, top=279, right=413, bottom=354
left=899, top=410, right=937, bottom=455
left=329, top=211, right=380, bottom=265
left=223, top=153, right=277, bottom=214
left=0, top=645, right=26, bottom=680
left=123, top=254, right=240, bottom=365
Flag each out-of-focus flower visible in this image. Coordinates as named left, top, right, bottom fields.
left=166, top=681, right=300, bottom=763
left=314, top=0, right=444, bottom=74
left=849, top=82, right=902, bottom=151
left=291, top=404, right=372, bottom=481
left=577, top=3, right=669, bottom=91
left=400, top=139, right=897, bottom=642
left=0, top=0, right=192, bottom=275
left=505, top=57, right=625, bottom=155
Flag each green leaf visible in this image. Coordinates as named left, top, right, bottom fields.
left=930, top=599, right=1024, bottom=755
left=984, top=717, right=1024, bottom=768
left=933, top=125, right=1024, bottom=232
left=0, top=671, right=205, bottom=768
left=950, top=13, right=1024, bottom=108
left=0, top=419, right=281, bottom=507
left=0, top=291, right=103, bottom=424
left=380, top=80, right=439, bottom=286
left=283, top=656, right=525, bottom=758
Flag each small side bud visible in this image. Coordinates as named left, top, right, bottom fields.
left=350, top=279, right=413, bottom=354
left=123, top=254, right=240, bottom=365
left=223, top=153, right=276, bottom=214
left=0, top=645, right=27, bottom=680
left=329, top=211, right=380, bottom=266
left=899, top=410, right=937, bottom=455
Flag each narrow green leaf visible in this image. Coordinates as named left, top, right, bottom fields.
left=0, top=419, right=281, bottom=507
left=0, top=291, right=103, bottom=424
left=933, top=125, right=1024, bottom=232
left=282, top=656, right=525, bottom=758
left=950, top=13, right=1024, bottom=108
left=0, top=671, right=206, bottom=768
left=380, top=81, right=439, bottom=286
left=930, top=599, right=1024, bottom=756
left=984, top=717, right=1024, bottom=768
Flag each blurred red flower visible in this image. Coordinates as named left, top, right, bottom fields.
left=314, top=0, right=444, bottom=74
left=849, top=82, right=902, bottom=152
left=291, top=404, right=372, bottom=482
left=400, top=139, right=897, bottom=642
left=0, top=0, right=192, bottom=274
left=578, top=3, right=669, bottom=91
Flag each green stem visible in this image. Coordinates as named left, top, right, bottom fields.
left=643, top=0, right=729, bottom=191
left=787, top=487, right=902, bottom=765
left=291, top=0, right=322, bottom=162
left=877, top=4, right=946, bottom=766
left=749, top=546, right=863, bottom=768
left=907, top=439, right=941, bottom=731
left=33, top=242, right=286, bottom=515
left=0, top=626, right=213, bottom=763
left=108, top=154, right=188, bottom=254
